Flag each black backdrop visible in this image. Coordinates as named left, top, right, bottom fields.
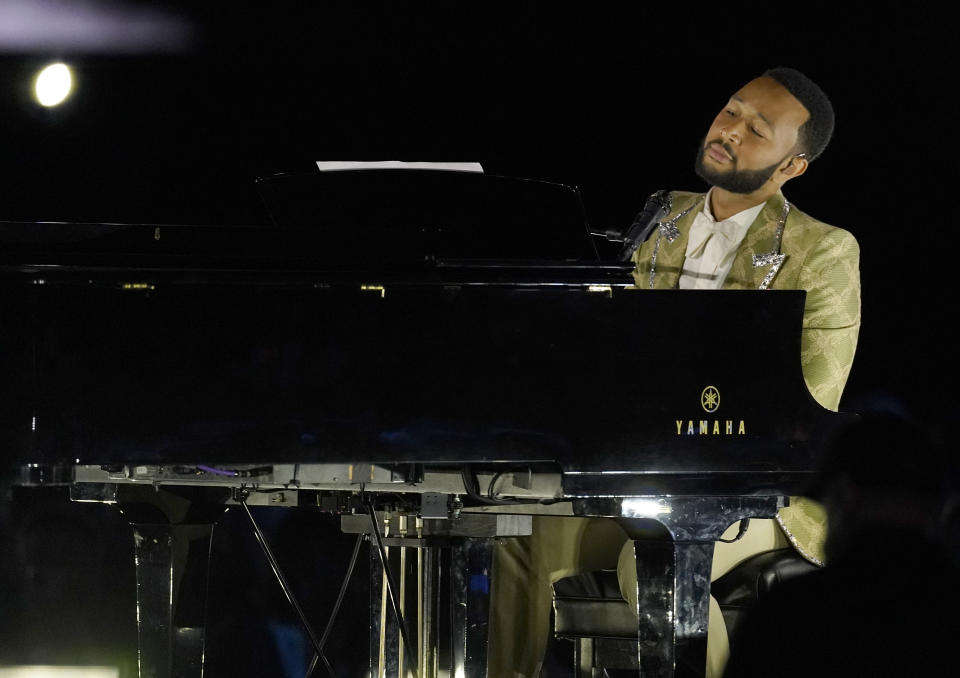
left=1, top=3, right=955, bottom=676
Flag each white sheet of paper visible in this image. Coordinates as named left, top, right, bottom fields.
left=315, top=160, right=483, bottom=173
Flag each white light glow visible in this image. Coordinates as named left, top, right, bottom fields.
left=0, top=1, right=195, bottom=54
left=0, top=668, right=119, bottom=678
left=621, top=498, right=672, bottom=518
left=34, top=62, right=72, bottom=106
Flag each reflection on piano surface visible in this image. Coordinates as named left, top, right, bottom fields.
left=1, top=169, right=844, bottom=677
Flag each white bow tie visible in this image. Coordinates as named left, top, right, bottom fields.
left=687, top=217, right=742, bottom=258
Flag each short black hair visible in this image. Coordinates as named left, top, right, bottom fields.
left=764, top=67, right=835, bottom=162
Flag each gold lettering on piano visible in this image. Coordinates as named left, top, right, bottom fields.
left=121, top=283, right=155, bottom=291
left=675, top=419, right=746, bottom=436
left=676, top=385, right=745, bottom=436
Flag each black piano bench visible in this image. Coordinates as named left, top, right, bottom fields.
left=552, top=548, right=819, bottom=677
left=552, top=568, right=639, bottom=677
left=711, top=547, right=820, bottom=643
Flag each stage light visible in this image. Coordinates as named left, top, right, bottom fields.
left=34, top=62, right=73, bottom=107
left=0, top=668, right=118, bottom=678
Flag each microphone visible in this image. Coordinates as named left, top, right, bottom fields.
left=617, top=189, right=671, bottom=261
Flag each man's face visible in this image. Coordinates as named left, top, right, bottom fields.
left=695, top=76, right=810, bottom=194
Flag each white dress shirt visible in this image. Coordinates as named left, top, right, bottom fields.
left=678, top=189, right=765, bottom=290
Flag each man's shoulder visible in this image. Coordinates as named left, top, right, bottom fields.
left=660, top=189, right=858, bottom=249
left=785, top=201, right=857, bottom=248
left=665, top=190, right=704, bottom=214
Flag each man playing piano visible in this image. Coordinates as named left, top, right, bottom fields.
left=489, top=67, right=861, bottom=677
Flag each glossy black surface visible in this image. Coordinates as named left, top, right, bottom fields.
left=0, top=172, right=838, bottom=494
left=1, top=277, right=826, bottom=471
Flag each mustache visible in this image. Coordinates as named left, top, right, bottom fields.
left=704, top=139, right=737, bottom=162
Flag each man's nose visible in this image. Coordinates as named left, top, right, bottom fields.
left=720, top=124, right=742, bottom=144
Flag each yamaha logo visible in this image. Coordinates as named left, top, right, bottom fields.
left=701, top=385, right=720, bottom=413
left=675, top=385, right=745, bottom=436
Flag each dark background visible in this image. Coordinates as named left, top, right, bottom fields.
left=0, top=3, right=955, bottom=676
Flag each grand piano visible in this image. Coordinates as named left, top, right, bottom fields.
left=0, top=168, right=843, bottom=677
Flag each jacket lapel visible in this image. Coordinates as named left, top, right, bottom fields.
left=649, top=195, right=701, bottom=289
left=724, top=191, right=787, bottom=290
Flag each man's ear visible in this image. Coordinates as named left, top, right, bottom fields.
left=772, top=154, right=809, bottom=187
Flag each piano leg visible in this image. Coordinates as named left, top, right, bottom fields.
left=116, top=485, right=228, bottom=678
left=577, top=496, right=784, bottom=678
left=131, top=523, right=215, bottom=678
left=630, top=539, right=713, bottom=678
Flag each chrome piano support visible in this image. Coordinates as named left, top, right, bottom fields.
left=346, top=508, right=531, bottom=678
left=68, top=462, right=788, bottom=677
left=69, top=464, right=544, bottom=678
left=70, top=482, right=230, bottom=678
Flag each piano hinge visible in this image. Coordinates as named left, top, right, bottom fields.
left=361, top=284, right=386, bottom=298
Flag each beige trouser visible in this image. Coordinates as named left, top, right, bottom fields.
left=488, top=515, right=789, bottom=678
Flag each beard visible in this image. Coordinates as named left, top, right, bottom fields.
left=694, top=137, right=784, bottom=194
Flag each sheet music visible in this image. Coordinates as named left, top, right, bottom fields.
left=315, top=160, right=483, bottom=173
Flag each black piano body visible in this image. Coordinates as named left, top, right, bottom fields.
left=0, top=170, right=844, bottom=678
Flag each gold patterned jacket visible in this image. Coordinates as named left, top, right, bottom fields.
left=630, top=189, right=862, bottom=564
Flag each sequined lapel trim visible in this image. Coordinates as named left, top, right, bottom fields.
left=751, top=200, right=790, bottom=290
left=648, top=196, right=703, bottom=289
left=775, top=512, right=825, bottom=567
